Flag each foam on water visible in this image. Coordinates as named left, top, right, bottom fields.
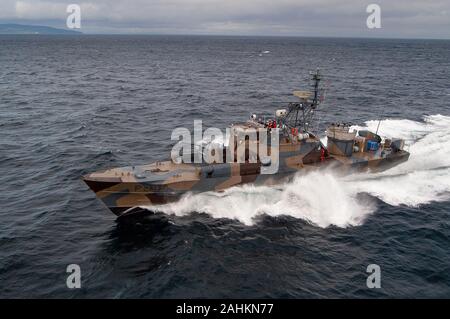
left=149, top=115, right=450, bottom=228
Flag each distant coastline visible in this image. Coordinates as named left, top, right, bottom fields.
left=0, top=24, right=82, bottom=35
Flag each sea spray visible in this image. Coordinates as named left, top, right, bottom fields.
left=153, top=171, right=375, bottom=228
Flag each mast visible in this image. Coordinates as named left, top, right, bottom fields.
left=281, top=69, right=323, bottom=133
left=311, top=69, right=321, bottom=108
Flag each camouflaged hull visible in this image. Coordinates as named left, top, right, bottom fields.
left=83, top=136, right=410, bottom=217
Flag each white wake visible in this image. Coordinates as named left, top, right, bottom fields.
left=149, top=115, right=450, bottom=228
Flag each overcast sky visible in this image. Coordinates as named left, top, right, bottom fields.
left=1, top=0, right=449, bottom=38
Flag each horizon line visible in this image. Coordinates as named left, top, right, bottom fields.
left=4, top=33, right=450, bottom=41
left=1, top=22, right=449, bottom=41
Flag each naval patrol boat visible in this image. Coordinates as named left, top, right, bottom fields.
left=83, top=71, right=409, bottom=217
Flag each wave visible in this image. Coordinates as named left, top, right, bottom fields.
left=146, top=115, right=450, bottom=228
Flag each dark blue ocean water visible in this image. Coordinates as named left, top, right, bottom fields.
left=0, top=35, right=449, bottom=298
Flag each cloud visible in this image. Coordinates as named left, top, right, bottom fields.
left=0, top=0, right=449, bottom=38
left=15, top=1, right=67, bottom=19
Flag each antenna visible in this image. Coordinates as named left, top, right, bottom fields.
left=281, top=69, right=323, bottom=133
left=375, top=119, right=381, bottom=135
left=310, top=69, right=321, bottom=108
